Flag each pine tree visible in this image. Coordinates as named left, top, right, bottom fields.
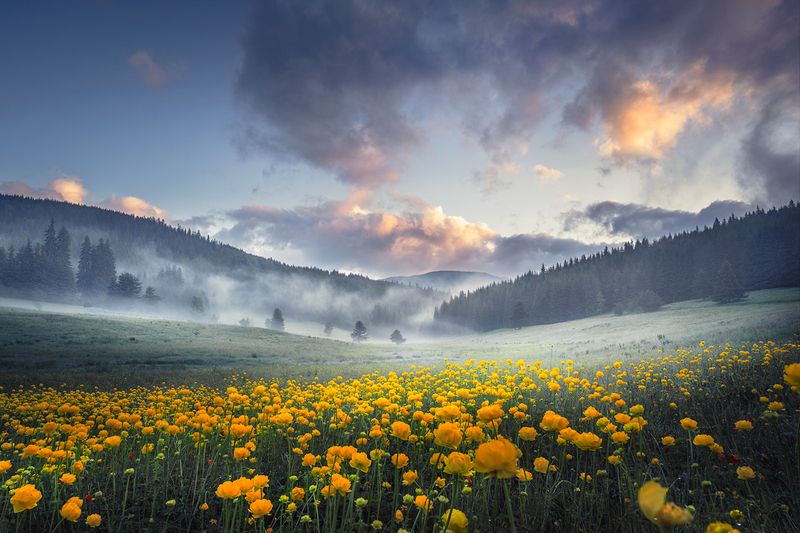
left=270, top=308, right=285, bottom=331
left=76, top=237, right=94, bottom=294
left=323, top=322, right=334, bottom=336
left=143, top=286, right=161, bottom=304
left=113, top=272, right=142, bottom=298
left=351, top=321, right=368, bottom=342
left=712, top=260, right=746, bottom=304
left=510, top=301, right=528, bottom=329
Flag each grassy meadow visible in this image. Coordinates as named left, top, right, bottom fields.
left=0, top=289, right=798, bottom=532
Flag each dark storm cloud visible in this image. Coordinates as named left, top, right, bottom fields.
left=565, top=200, right=754, bottom=238
left=236, top=0, right=799, bottom=196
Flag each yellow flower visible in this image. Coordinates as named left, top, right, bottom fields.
left=476, top=404, right=504, bottom=423
left=233, top=447, right=251, bottom=460
left=680, top=418, right=698, bottom=431
left=329, top=473, right=351, bottom=495
left=736, top=466, right=755, bottom=480
left=516, top=468, right=533, bottom=482
left=583, top=406, right=602, bottom=419
left=391, top=453, right=409, bottom=469
left=706, top=521, right=742, bottom=533
left=607, top=455, right=621, bottom=465
left=434, top=422, right=463, bottom=449
left=85, top=513, right=102, bottom=528
left=0, top=460, right=11, bottom=474
left=465, top=426, right=485, bottom=442
left=390, top=421, right=412, bottom=440
left=59, top=473, right=77, bottom=485
left=518, top=427, right=538, bottom=441
left=402, top=470, right=418, bottom=485
left=414, top=494, right=431, bottom=512
left=216, top=481, right=240, bottom=499
left=10, top=484, right=42, bottom=513
left=441, top=508, right=468, bottom=533
left=574, top=432, right=603, bottom=451
left=661, top=436, right=676, bottom=446
left=767, top=401, right=784, bottom=411
left=611, top=431, right=630, bottom=445
left=540, top=410, right=569, bottom=431
left=533, top=457, right=551, bottom=474
left=693, top=434, right=715, bottom=447
left=291, top=487, right=305, bottom=501
left=235, top=476, right=254, bottom=494
left=60, top=502, right=82, bottom=523
left=784, top=362, right=800, bottom=390
left=252, top=474, right=269, bottom=489
left=103, top=435, right=122, bottom=448
left=638, top=480, right=693, bottom=527
left=473, top=437, right=520, bottom=478
left=349, top=452, right=372, bottom=473
left=443, top=452, right=473, bottom=476
left=249, top=498, right=273, bottom=518
left=734, top=420, right=753, bottom=431
left=302, top=454, right=317, bottom=467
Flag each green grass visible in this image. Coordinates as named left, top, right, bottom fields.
left=0, top=288, right=797, bottom=388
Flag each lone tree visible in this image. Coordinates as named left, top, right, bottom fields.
left=112, top=272, right=142, bottom=298
left=270, top=308, right=285, bottom=331
left=239, top=318, right=251, bottom=327
left=712, top=260, right=746, bottom=304
left=390, top=329, right=406, bottom=344
left=143, top=286, right=161, bottom=304
left=510, top=301, right=528, bottom=329
left=323, top=321, right=334, bottom=336
left=351, top=321, right=368, bottom=342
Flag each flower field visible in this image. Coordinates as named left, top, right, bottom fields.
left=1, top=341, right=798, bottom=532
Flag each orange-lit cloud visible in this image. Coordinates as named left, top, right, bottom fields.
left=129, top=51, right=183, bottom=88
left=533, top=164, right=563, bottom=183
left=597, top=60, right=736, bottom=162
left=100, top=195, right=168, bottom=219
left=1, top=175, right=168, bottom=219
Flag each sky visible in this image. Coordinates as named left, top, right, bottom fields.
left=1, top=0, right=798, bottom=278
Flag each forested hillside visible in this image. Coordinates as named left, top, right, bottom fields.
left=435, top=203, right=800, bottom=331
left=0, top=195, right=440, bottom=330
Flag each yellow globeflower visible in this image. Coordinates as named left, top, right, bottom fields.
left=0, top=460, right=11, bottom=473
left=516, top=468, right=533, bottom=482
left=349, top=452, right=372, bottom=473
left=518, top=427, right=538, bottom=441
left=252, top=474, right=270, bottom=489
left=706, top=521, right=742, bottom=533
left=441, top=508, right=468, bottom=533
left=402, top=470, right=418, bottom=485
left=540, top=410, right=569, bottom=431
left=611, top=431, right=630, bottom=445
left=574, top=432, right=603, bottom=451
left=443, top=452, right=473, bottom=476
left=661, top=436, right=676, bottom=446
left=10, top=484, right=42, bottom=513
left=59, top=473, right=77, bottom=485
left=330, top=473, right=352, bottom=495
left=693, top=434, right=715, bottom=447
left=216, top=481, right=240, bottom=499
left=638, top=480, right=693, bottom=527
left=734, top=420, right=753, bottom=431
left=391, top=453, right=409, bottom=469
left=680, top=418, right=698, bottom=431
left=414, top=495, right=431, bottom=512
left=86, top=514, right=102, bottom=528
left=784, top=362, right=800, bottom=390
left=533, top=457, right=551, bottom=474
left=476, top=404, right=504, bottom=423
left=473, top=437, right=520, bottom=478
left=60, top=501, right=82, bottom=523
left=391, top=421, right=412, bottom=440
left=736, top=466, right=755, bottom=480
left=249, top=498, right=273, bottom=518
left=434, top=422, right=463, bottom=449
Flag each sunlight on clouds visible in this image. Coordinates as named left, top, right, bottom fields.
left=101, top=195, right=168, bottom=219
left=598, top=60, right=736, bottom=162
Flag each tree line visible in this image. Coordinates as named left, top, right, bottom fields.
left=0, top=220, right=158, bottom=302
left=434, top=203, right=800, bottom=332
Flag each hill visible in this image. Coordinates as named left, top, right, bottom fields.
left=435, top=203, right=800, bottom=331
left=0, top=194, right=441, bottom=331
left=383, top=270, right=503, bottom=293
left=1, top=287, right=796, bottom=388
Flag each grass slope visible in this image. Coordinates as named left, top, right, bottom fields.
left=0, top=288, right=797, bottom=387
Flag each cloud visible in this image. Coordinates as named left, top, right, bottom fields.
left=210, top=191, right=596, bottom=277
left=1, top=176, right=168, bottom=219
left=235, top=0, right=798, bottom=199
left=129, top=51, right=181, bottom=88
left=739, top=91, right=800, bottom=204
left=563, top=199, right=753, bottom=239
left=1, top=174, right=87, bottom=204
left=534, top=164, right=564, bottom=183
left=100, top=195, right=168, bottom=219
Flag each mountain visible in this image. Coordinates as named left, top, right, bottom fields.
left=0, top=194, right=441, bottom=331
left=384, top=270, right=504, bottom=293
left=435, top=203, right=800, bottom=332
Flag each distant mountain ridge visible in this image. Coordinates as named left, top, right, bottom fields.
left=0, top=194, right=441, bottom=330
left=384, top=270, right=504, bottom=293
